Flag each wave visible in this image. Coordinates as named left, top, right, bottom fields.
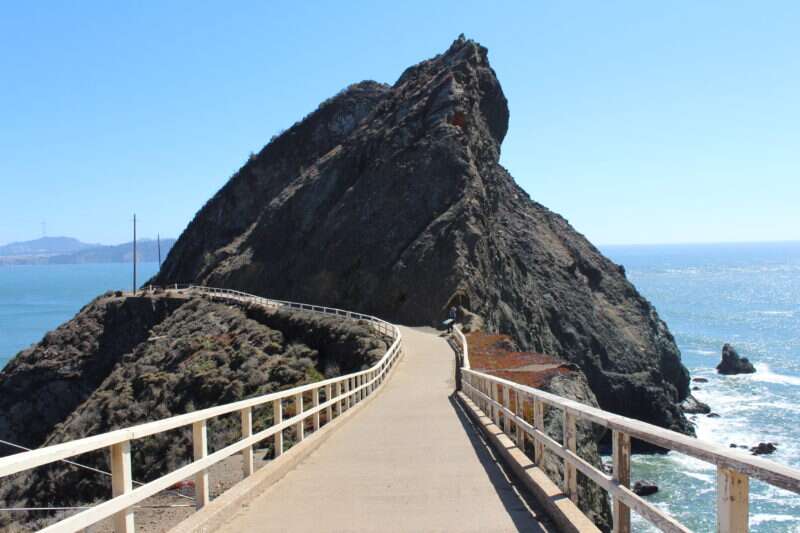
left=753, top=310, right=795, bottom=317
left=751, top=363, right=800, bottom=386
left=686, top=349, right=716, bottom=356
left=750, top=513, right=800, bottom=526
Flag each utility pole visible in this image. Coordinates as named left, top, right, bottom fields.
left=133, top=214, right=137, bottom=293
left=157, top=233, right=162, bottom=267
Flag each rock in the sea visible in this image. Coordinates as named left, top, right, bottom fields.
left=751, top=442, right=777, bottom=456
left=707, top=412, right=721, bottom=418
left=681, top=394, right=711, bottom=415
left=633, top=481, right=659, bottom=496
left=692, top=386, right=700, bottom=391
left=716, top=344, right=756, bottom=375
left=692, top=377, right=709, bottom=383
left=151, top=35, right=693, bottom=436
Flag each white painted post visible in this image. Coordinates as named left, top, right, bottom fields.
left=335, top=381, right=343, bottom=416
left=612, top=430, right=631, bottom=533
left=493, top=382, right=501, bottom=426
left=295, top=393, right=304, bottom=442
left=312, top=387, right=320, bottom=431
left=533, top=397, right=545, bottom=467
left=503, top=386, right=511, bottom=434
left=273, top=399, right=283, bottom=458
left=564, top=410, right=578, bottom=503
left=192, top=420, right=209, bottom=508
left=110, top=441, right=134, bottom=533
left=240, top=407, right=253, bottom=477
left=325, top=384, right=333, bottom=424
left=515, top=390, right=523, bottom=446
left=717, top=466, right=749, bottom=533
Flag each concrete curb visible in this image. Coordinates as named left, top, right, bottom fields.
left=456, top=391, right=601, bottom=533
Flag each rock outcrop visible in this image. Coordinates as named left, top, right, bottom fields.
left=717, top=343, right=756, bottom=375
left=681, top=394, right=711, bottom=415
left=151, top=36, right=692, bottom=434
left=0, top=293, right=387, bottom=530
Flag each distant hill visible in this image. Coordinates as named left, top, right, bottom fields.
left=0, top=237, right=175, bottom=265
left=0, top=237, right=98, bottom=258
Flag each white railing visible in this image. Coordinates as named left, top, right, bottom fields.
left=0, top=286, right=403, bottom=533
left=453, top=329, right=800, bottom=533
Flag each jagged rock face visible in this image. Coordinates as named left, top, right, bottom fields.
left=153, top=37, right=691, bottom=434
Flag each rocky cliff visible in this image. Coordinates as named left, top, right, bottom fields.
left=0, top=293, right=387, bottom=529
left=152, top=36, right=692, bottom=434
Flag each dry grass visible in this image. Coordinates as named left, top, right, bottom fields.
left=465, top=331, right=572, bottom=388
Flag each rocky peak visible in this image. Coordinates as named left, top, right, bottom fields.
left=152, top=37, right=692, bottom=436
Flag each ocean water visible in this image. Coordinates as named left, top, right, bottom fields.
left=2, top=248, right=799, bottom=530
left=603, top=242, right=800, bottom=532
left=0, top=263, right=159, bottom=368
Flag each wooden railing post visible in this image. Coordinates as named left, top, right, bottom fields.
left=336, top=381, right=343, bottom=416
left=273, top=399, right=283, bottom=458
left=192, top=420, right=209, bottom=509
left=515, top=390, right=523, bottom=446
left=493, top=382, right=501, bottom=426
left=295, top=393, right=304, bottom=442
left=533, top=397, right=544, bottom=467
left=612, top=430, right=631, bottom=533
left=240, top=407, right=253, bottom=477
left=717, top=466, right=749, bottom=532
left=503, top=386, right=511, bottom=434
left=312, top=387, right=320, bottom=431
left=110, top=440, right=134, bottom=533
left=325, top=384, right=333, bottom=423
left=563, top=410, right=578, bottom=503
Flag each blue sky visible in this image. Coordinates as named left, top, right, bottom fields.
left=1, top=1, right=798, bottom=246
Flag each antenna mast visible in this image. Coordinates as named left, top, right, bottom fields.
left=133, top=214, right=137, bottom=293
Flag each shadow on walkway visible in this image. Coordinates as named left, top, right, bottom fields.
left=448, top=393, right=553, bottom=532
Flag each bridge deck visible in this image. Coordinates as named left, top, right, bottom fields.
left=214, top=327, right=551, bottom=533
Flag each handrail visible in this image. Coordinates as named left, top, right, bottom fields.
left=453, top=328, right=800, bottom=533
left=0, top=286, right=404, bottom=533
left=451, top=325, right=469, bottom=370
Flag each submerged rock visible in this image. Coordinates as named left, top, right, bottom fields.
left=633, top=481, right=659, bottom=496
left=751, top=442, right=777, bottom=456
left=716, top=344, right=756, bottom=375
left=692, top=377, right=709, bottom=383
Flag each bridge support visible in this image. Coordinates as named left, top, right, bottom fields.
left=110, top=440, right=134, bottom=533
left=241, top=407, right=254, bottom=477
left=193, top=420, right=210, bottom=509
left=612, top=430, right=631, bottom=533
left=274, top=399, right=283, bottom=458
left=312, top=388, right=320, bottom=431
left=294, top=393, right=304, bottom=442
left=717, top=466, right=748, bottom=532
left=563, top=411, right=578, bottom=503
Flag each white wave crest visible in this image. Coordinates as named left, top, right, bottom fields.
left=751, top=363, right=800, bottom=386
left=750, top=513, right=800, bottom=526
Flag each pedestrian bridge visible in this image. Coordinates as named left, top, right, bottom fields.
left=1, top=287, right=799, bottom=532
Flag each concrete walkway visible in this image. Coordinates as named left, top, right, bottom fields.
left=214, top=327, right=551, bottom=533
